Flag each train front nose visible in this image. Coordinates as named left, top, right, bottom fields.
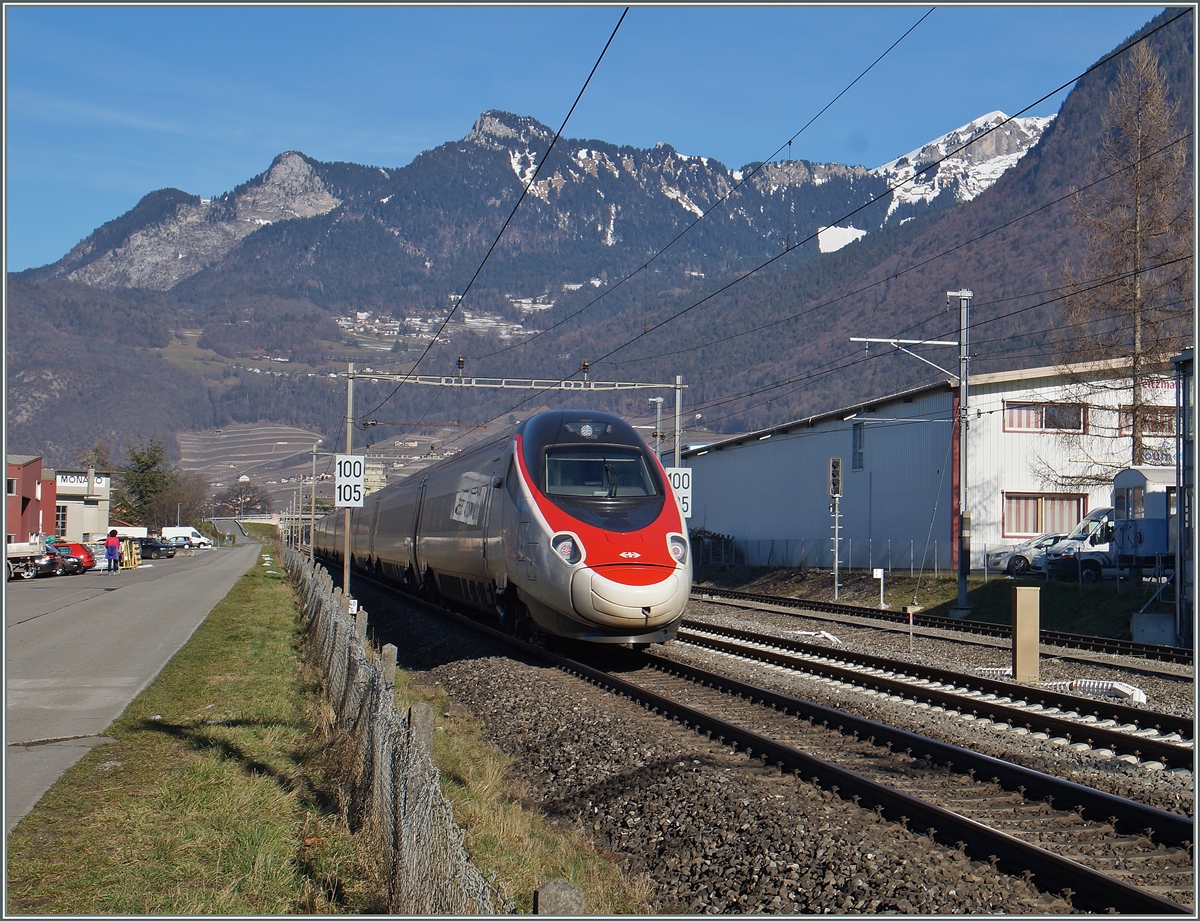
left=570, top=564, right=688, bottom=629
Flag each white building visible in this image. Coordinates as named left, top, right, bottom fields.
left=53, top=468, right=112, bottom=542
left=681, top=361, right=1176, bottom=572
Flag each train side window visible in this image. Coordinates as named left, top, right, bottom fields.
left=505, top=457, right=520, bottom=502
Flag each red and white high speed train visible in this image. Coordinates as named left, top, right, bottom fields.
left=313, top=410, right=691, bottom=644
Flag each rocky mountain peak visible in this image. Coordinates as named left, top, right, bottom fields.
left=873, top=112, right=1054, bottom=217
left=464, top=110, right=554, bottom=151
left=32, top=151, right=341, bottom=291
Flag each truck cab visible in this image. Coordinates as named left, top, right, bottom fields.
left=1046, top=507, right=1116, bottom=583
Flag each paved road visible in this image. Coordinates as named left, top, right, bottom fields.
left=5, top=542, right=260, bottom=833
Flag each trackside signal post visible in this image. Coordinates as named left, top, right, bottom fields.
left=829, top=456, right=843, bottom=601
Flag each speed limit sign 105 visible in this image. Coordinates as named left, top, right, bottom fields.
left=335, top=454, right=366, bottom=507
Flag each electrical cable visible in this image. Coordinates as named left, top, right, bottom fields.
left=470, top=7, right=935, bottom=362
left=361, top=9, right=1193, bottom=455
left=613, top=131, right=1192, bottom=366
left=361, top=7, right=629, bottom=420
left=574, top=8, right=1193, bottom=372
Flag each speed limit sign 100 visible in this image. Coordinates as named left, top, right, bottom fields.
left=335, top=454, right=365, bottom=507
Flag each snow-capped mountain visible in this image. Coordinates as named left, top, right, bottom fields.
left=811, top=112, right=1053, bottom=253
left=874, top=111, right=1055, bottom=215
left=25, top=109, right=1052, bottom=291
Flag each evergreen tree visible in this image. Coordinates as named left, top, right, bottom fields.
left=113, top=437, right=178, bottom=525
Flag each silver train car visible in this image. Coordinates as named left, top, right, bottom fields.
left=313, top=409, right=691, bottom=644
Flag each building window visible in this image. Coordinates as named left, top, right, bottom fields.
left=1118, top=405, right=1175, bottom=437
left=56, top=505, right=68, bottom=537
left=1003, top=493, right=1086, bottom=538
left=6, top=478, right=15, bottom=496
left=852, top=422, right=865, bottom=470
left=1002, top=402, right=1086, bottom=433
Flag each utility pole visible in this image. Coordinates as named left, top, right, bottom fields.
left=309, top=443, right=318, bottom=560
left=674, top=375, right=684, bottom=468
left=648, top=397, right=664, bottom=458
left=850, top=290, right=973, bottom=616
left=948, top=290, right=973, bottom=618
left=344, top=362, right=354, bottom=596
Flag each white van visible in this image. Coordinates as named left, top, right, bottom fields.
left=161, top=526, right=213, bottom=549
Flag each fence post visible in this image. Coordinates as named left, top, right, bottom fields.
left=935, top=541, right=939, bottom=579
left=910, top=539, right=914, bottom=578
left=356, top=606, right=368, bottom=641
left=382, top=643, right=397, bottom=689
left=848, top=538, right=852, bottom=573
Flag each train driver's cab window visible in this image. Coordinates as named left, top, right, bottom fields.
left=544, top=447, right=657, bottom=498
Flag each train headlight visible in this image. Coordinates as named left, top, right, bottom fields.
left=552, top=533, right=582, bottom=564
left=668, top=535, right=688, bottom=564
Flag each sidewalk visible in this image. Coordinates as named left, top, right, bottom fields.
left=5, top=543, right=260, bottom=833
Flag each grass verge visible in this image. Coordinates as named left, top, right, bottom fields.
left=5, top=547, right=377, bottom=914
left=7, top=542, right=655, bottom=914
left=388, top=675, right=654, bottom=914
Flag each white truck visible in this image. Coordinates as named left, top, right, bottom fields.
left=161, top=526, right=213, bottom=549
left=1045, top=467, right=1177, bottom=583
left=7, top=536, right=51, bottom=580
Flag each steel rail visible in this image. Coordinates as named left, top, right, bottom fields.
left=694, top=587, right=1194, bottom=666
left=339, top=566, right=1191, bottom=914
left=549, top=650, right=1191, bottom=914
left=678, top=621, right=1195, bottom=741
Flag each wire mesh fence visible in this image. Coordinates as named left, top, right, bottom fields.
left=284, top=547, right=499, bottom=915
left=689, top=529, right=951, bottom=575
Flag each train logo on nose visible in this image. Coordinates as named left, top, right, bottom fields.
left=619, top=551, right=641, bottom=558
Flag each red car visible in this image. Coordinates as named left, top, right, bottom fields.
left=51, top=541, right=97, bottom=570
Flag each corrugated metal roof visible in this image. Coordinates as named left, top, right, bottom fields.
left=6, top=454, right=41, bottom=466
left=682, top=378, right=953, bottom=457
left=681, top=358, right=1169, bottom=459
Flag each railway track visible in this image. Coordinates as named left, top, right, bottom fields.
left=343, top=568, right=1193, bottom=912
left=694, top=586, right=1194, bottom=669
left=674, top=620, right=1194, bottom=770
left=555, top=649, right=1193, bottom=913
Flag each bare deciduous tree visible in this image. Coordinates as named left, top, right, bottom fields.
left=1053, top=42, right=1192, bottom=477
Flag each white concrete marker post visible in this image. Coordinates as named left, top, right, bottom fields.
left=874, top=568, right=886, bottom=609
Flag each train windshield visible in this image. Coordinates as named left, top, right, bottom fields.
left=544, top=447, right=658, bottom=498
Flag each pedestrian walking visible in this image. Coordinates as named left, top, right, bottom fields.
left=104, top=530, right=120, bottom=574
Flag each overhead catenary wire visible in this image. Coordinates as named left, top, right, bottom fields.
left=614, top=131, right=1193, bottom=366
left=377, top=9, right=1193, bottom=454
left=471, top=8, right=935, bottom=363
left=361, top=7, right=629, bottom=420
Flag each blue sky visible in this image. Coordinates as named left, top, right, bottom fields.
left=5, top=5, right=1162, bottom=272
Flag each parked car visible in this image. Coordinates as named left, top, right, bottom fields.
left=986, top=533, right=1066, bottom=577
left=136, top=537, right=177, bottom=560
left=32, top=550, right=66, bottom=577
left=167, top=536, right=195, bottom=549
left=51, top=546, right=87, bottom=575
left=50, top=541, right=97, bottom=570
